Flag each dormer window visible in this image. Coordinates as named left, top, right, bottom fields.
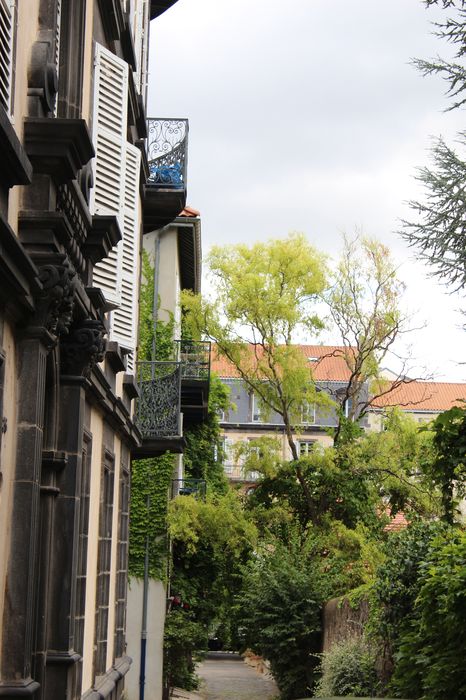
left=251, top=393, right=262, bottom=422
left=300, top=401, right=316, bottom=425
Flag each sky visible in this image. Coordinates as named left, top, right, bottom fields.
left=147, top=0, right=465, bottom=382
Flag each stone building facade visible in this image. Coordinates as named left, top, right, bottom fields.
left=0, top=1, right=183, bottom=698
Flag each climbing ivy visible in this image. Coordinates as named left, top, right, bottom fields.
left=129, top=250, right=176, bottom=580
left=138, top=249, right=175, bottom=362
left=128, top=455, right=175, bottom=580
left=183, top=374, right=230, bottom=494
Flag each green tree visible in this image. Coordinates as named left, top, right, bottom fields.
left=182, top=232, right=330, bottom=515
left=355, top=408, right=440, bottom=518
left=167, top=491, right=257, bottom=651
left=391, top=528, right=466, bottom=699
left=424, top=404, right=466, bottom=522
left=235, top=540, right=324, bottom=700
left=326, top=235, right=418, bottom=445
left=401, top=1, right=466, bottom=290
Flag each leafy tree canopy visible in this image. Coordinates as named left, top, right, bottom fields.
left=326, top=236, right=415, bottom=443
left=401, top=1, right=466, bottom=290
left=182, top=232, right=330, bottom=458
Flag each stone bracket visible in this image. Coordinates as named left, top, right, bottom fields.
left=24, top=118, right=94, bottom=183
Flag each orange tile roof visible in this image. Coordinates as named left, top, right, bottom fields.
left=178, top=205, right=200, bottom=218
left=371, top=381, right=466, bottom=412
left=211, top=345, right=466, bottom=412
left=384, top=511, right=409, bottom=532
left=211, top=344, right=354, bottom=382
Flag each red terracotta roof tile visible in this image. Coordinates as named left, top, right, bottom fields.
left=384, top=511, right=409, bottom=532
left=178, top=205, right=200, bottom=218
left=371, top=381, right=466, bottom=412
left=211, top=344, right=355, bottom=382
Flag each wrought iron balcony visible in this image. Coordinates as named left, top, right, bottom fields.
left=171, top=478, right=206, bottom=499
left=176, top=340, right=211, bottom=426
left=133, top=361, right=183, bottom=456
left=147, top=118, right=188, bottom=188
left=175, top=339, right=211, bottom=380
left=132, top=341, right=211, bottom=457
left=144, top=118, right=189, bottom=232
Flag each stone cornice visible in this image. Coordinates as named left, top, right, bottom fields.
left=0, top=215, right=39, bottom=319
left=23, top=118, right=94, bottom=183
left=83, top=215, right=122, bottom=265
left=0, top=107, right=33, bottom=189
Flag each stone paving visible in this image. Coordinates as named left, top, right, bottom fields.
left=196, top=652, right=279, bottom=700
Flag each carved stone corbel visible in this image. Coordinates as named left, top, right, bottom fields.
left=28, top=40, right=58, bottom=116
left=60, top=319, right=107, bottom=378
left=34, top=258, right=77, bottom=338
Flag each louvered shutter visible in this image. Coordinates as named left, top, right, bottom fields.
left=53, top=0, right=61, bottom=116
left=91, top=44, right=128, bottom=305
left=0, top=0, right=13, bottom=114
left=111, top=143, right=141, bottom=372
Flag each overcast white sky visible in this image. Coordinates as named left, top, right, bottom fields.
left=147, top=0, right=465, bottom=382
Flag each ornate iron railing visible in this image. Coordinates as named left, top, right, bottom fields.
left=146, top=118, right=188, bottom=188
left=171, top=478, right=206, bottom=499
left=175, top=340, right=211, bottom=381
left=136, top=361, right=182, bottom=438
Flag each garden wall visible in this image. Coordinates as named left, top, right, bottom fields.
left=322, top=595, right=369, bottom=652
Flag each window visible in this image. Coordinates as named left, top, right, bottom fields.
left=114, top=458, right=130, bottom=659
left=343, top=397, right=353, bottom=419
left=222, top=437, right=234, bottom=466
left=93, top=449, right=115, bottom=676
left=251, top=393, right=262, bottom=422
left=300, top=401, right=316, bottom=425
left=0, top=0, right=14, bottom=114
left=299, top=440, right=316, bottom=457
left=74, top=431, right=92, bottom=657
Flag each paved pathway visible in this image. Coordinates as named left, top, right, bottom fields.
left=197, top=652, right=279, bottom=700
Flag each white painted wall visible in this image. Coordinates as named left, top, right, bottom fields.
left=143, top=226, right=181, bottom=335
left=126, top=578, right=167, bottom=700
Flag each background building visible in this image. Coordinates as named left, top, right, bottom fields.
left=213, top=345, right=466, bottom=484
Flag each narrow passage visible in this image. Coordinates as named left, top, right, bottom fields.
left=197, top=652, right=279, bottom=700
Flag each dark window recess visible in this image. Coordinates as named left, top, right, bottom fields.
left=93, top=449, right=115, bottom=676
left=114, top=459, right=129, bottom=658
left=74, top=431, right=92, bottom=659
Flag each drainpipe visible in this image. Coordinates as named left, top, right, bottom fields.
left=151, top=232, right=161, bottom=363
left=139, top=494, right=151, bottom=700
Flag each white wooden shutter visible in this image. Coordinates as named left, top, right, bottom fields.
left=111, top=143, right=141, bottom=371
left=133, top=0, right=148, bottom=95
left=0, top=0, right=13, bottom=114
left=91, top=44, right=128, bottom=305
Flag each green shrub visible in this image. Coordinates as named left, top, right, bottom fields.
left=163, top=608, right=207, bottom=691
left=314, top=637, right=378, bottom=697
left=370, top=520, right=447, bottom=651
left=390, top=529, right=466, bottom=699
left=234, top=540, right=323, bottom=700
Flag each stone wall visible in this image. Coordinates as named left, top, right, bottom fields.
left=322, top=595, right=369, bottom=652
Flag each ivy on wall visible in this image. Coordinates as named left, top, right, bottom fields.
left=129, top=455, right=175, bottom=580
left=129, top=249, right=176, bottom=580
